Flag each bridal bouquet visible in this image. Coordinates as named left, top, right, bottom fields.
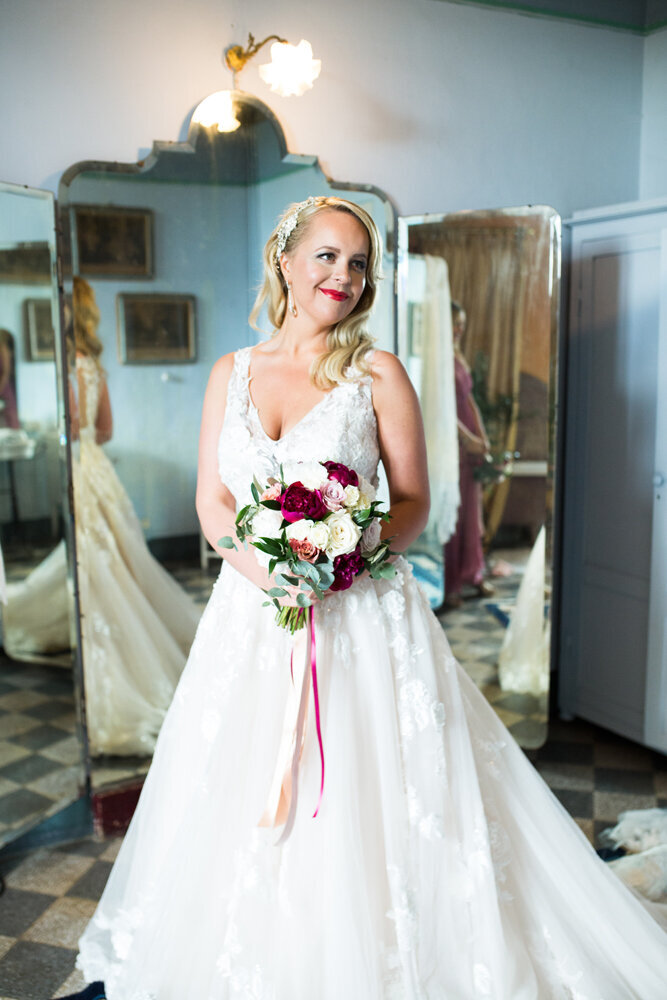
left=219, top=460, right=395, bottom=633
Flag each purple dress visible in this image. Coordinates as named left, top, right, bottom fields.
left=444, top=357, right=485, bottom=594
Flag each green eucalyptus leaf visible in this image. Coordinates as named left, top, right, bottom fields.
left=268, top=587, right=287, bottom=598
left=296, top=593, right=312, bottom=608
left=217, top=536, right=236, bottom=549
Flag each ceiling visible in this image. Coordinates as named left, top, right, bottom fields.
left=429, top=0, right=667, bottom=33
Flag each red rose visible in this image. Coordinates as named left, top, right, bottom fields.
left=323, top=461, right=359, bottom=489
left=280, top=482, right=328, bottom=523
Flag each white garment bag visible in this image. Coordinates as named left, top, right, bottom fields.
left=407, top=254, right=459, bottom=545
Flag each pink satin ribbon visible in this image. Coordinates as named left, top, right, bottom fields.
left=259, top=606, right=324, bottom=844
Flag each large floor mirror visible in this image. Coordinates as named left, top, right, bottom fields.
left=1, top=101, right=561, bottom=826
left=0, top=182, right=86, bottom=850
left=398, top=208, right=560, bottom=748
left=57, top=93, right=397, bottom=794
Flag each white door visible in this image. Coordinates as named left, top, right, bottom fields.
left=644, top=230, right=667, bottom=753
left=561, top=227, right=662, bottom=743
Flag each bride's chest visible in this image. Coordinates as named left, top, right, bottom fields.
left=218, top=376, right=380, bottom=505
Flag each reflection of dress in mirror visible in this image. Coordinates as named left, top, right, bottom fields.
left=74, top=201, right=667, bottom=1000
left=442, top=302, right=494, bottom=610
left=70, top=277, right=200, bottom=756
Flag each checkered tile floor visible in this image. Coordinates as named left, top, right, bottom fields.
left=0, top=718, right=665, bottom=999
left=0, top=660, right=84, bottom=848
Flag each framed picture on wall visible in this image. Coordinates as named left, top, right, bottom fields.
left=117, top=293, right=196, bottom=364
left=73, top=205, right=153, bottom=278
left=0, top=243, right=52, bottom=284
left=24, top=298, right=55, bottom=361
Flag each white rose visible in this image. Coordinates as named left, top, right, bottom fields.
left=357, top=475, right=376, bottom=506
left=342, top=485, right=360, bottom=508
left=282, top=461, right=328, bottom=490
left=285, top=519, right=313, bottom=544
left=307, top=520, right=330, bottom=550
left=324, top=511, right=362, bottom=559
left=360, top=518, right=382, bottom=554
left=251, top=506, right=284, bottom=539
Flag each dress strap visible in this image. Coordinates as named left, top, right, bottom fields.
left=228, top=346, right=252, bottom=403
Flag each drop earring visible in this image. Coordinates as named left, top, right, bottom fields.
left=287, top=282, right=297, bottom=317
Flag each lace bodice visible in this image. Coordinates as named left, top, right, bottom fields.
left=76, top=354, right=101, bottom=440
left=217, top=346, right=380, bottom=507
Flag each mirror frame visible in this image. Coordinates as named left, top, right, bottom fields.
left=54, top=92, right=399, bottom=824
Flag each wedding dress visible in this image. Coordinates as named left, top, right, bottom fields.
left=77, top=347, right=667, bottom=998
left=72, top=355, right=201, bottom=755
left=4, top=356, right=200, bottom=755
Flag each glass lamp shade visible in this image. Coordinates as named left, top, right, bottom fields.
left=191, top=91, right=241, bottom=133
left=259, top=40, right=321, bottom=97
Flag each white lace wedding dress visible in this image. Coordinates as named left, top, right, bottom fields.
left=5, top=355, right=200, bottom=755
left=77, top=347, right=667, bottom=998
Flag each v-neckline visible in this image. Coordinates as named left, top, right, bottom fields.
left=245, top=352, right=339, bottom=445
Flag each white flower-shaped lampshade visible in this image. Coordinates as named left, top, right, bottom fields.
left=192, top=91, right=241, bottom=133
left=259, top=40, right=321, bottom=97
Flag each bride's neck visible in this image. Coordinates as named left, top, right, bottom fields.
left=270, top=317, right=331, bottom=361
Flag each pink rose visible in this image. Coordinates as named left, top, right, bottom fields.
left=323, top=461, right=359, bottom=489
left=288, top=538, right=320, bottom=563
left=322, top=479, right=346, bottom=512
left=260, top=483, right=282, bottom=502
left=280, top=482, right=328, bottom=523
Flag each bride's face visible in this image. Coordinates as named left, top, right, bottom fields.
left=282, top=209, right=370, bottom=330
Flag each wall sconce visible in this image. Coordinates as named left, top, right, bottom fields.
left=192, top=32, right=322, bottom=134
left=225, top=32, right=321, bottom=97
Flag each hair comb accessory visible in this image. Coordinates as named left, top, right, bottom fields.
left=274, top=196, right=318, bottom=266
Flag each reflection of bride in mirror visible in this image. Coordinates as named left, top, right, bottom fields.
left=3, top=277, right=200, bottom=756
left=440, top=301, right=494, bottom=610
left=70, top=276, right=200, bottom=755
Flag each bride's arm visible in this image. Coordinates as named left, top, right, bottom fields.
left=196, top=353, right=273, bottom=591
left=371, top=351, right=430, bottom=551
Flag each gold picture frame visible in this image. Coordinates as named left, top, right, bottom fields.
left=73, top=205, right=153, bottom=278
left=117, top=293, right=196, bottom=364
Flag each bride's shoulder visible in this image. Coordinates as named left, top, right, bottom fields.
left=209, top=345, right=251, bottom=380
left=368, top=350, right=418, bottom=412
left=368, top=350, right=410, bottom=388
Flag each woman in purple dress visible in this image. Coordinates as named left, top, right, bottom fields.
left=442, top=301, right=494, bottom=609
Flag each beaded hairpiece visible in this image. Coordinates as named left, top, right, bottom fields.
left=274, top=196, right=318, bottom=268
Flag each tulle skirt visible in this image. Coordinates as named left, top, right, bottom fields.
left=77, top=558, right=667, bottom=998
left=72, top=438, right=200, bottom=755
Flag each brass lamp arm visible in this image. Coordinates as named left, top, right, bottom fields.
left=225, top=33, right=288, bottom=73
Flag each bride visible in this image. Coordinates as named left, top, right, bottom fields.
left=4, top=278, right=200, bottom=756
left=72, top=198, right=667, bottom=998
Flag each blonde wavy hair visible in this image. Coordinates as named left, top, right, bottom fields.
left=72, top=276, right=104, bottom=368
left=249, top=196, right=383, bottom=389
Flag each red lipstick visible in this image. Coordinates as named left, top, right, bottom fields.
left=320, top=289, right=348, bottom=301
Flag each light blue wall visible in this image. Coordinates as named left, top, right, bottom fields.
left=640, top=28, right=667, bottom=200
left=66, top=175, right=251, bottom=537
left=0, top=0, right=646, bottom=216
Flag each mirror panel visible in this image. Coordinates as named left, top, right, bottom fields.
left=398, top=207, right=560, bottom=748
left=0, top=181, right=85, bottom=849
left=58, top=93, right=396, bottom=792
